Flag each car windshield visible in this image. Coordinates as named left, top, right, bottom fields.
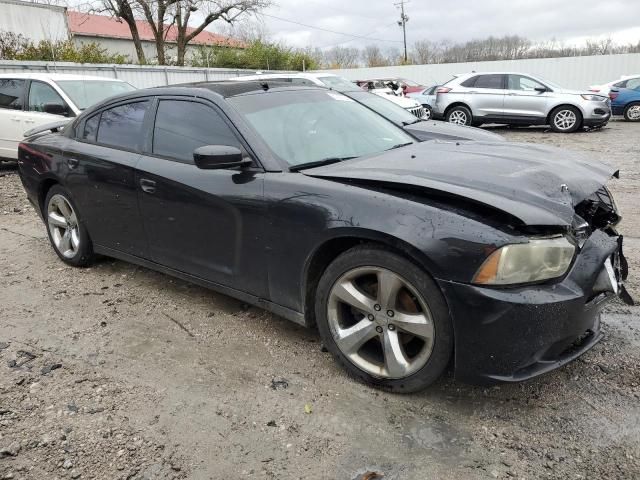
left=55, top=80, right=136, bottom=110
left=229, top=90, right=415, bottom=167
left=347, top=90, right=417, bottom=125
left=316, top=75, right=357, bottom=92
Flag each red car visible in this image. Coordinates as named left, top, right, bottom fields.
left=373, top=78, right=426, bottom=95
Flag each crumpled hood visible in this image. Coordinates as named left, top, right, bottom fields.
left=303, top=141, right=617, bottom=227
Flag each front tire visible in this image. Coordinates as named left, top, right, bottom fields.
left=446, top=105, right=473, bottom=126
left=623, top=102, right=640, bottom=121
left=44, top=185, right=94, bottom=267
left=315, top=245, right=454, bottom=392
left=550, top=106, right=582, bottom=133
left=422, top=105, right=432, bottom=120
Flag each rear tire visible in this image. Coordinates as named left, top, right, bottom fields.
left=446, top=105, right=473, bottom=126
left=623, top=102, right=640, bottom=121
left=550, top=106, right=582, bottom=133
left=44, top=185, right=94, bottom=267
left=315, top=245, right=454, bottom=393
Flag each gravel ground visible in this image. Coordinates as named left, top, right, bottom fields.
left=0, top=120, right=639, bottom=480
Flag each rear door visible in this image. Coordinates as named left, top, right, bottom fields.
left=136, top=97, right=267, bottom=296
left=0, top=78, right=27, bottom=159
left=465, top=74, right=506, bottom=118
left=503, top=74, right=550, bottom=121
left=64, top=99, right=150, bottom=257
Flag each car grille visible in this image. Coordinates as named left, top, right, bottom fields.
left=407, top=106, right=426, bottom=118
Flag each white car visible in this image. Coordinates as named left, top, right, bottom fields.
left=232, top=73, right=426, bottom=119
left=589, top=75, right=640, bottom=95
left=0, top=73, right=135, bottom=159
left=406, top=85, right=438, bottom=120
left=354, top=80, right=426, bottom=118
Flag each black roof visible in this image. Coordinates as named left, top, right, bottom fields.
left=163, top=80, right=323, bottom=98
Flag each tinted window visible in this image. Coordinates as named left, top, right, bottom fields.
left=0, top=79, right=25, bottom=110
left=613, top=80, right=627, bottom=88
left=82, top=114, right=100, bottom=142
left=28, top=81, right=67, bottom=113
left=507, top=75, right=546, bottom=91
left=460, top=76, right=478, bottom=87
left=97, top=101, right=149, bottom=150
left=152, top=100, right=241, bottom=164
left=474, top=75, right=504, bottom=89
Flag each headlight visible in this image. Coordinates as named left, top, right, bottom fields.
left=581, top=94, right=606, bottom=101
left=473, top=236, right=576, bottom=285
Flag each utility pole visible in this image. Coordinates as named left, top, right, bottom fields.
left=395, top=0, right=409, bottom=62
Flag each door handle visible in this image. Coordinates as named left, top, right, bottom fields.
left=140, top=178, right=156, bottom=194
left=67, top=158, right=79, bottom=169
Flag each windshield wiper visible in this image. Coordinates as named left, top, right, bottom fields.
left=387, top=142, right=413, bottom=151
left=289, top=156, right=356, bottom=172
left=401, top=119, right=422, bottom=126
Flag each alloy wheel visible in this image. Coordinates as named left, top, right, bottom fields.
left=423, top=107, right=432, bottom=120
left=553, top=109, right=577, bottom=130
left=327, top=267, right=435, bottom=379
left=47, top=194, right=80, bottom=259
left=448, top=110, right=467, bottom=125
left=627, top=105, right=640, bottom=121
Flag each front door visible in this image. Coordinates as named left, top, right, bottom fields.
left=136, top=98, right=267, bottom=297
left=503, top=74, right=550, bottom=121
left=24, top=80, right=74, bottom=131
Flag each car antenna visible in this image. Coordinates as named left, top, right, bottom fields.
left=260, top=82, right=269, bottom=91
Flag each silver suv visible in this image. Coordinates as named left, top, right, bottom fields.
left=433, top=72, right=611, bottom=132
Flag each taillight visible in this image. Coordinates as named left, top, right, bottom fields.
left=436, top=87, right=452, bottom=94
left=609, top=91, right=619, bottom=101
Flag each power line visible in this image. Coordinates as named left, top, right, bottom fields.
left=317, top=23, right=399, bottom=49
left=258, top=12, right=404, bottom=44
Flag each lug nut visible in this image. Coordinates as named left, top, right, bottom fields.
left=374, top=304, right=381, bottom=311
left=367, top=314, right=374, bottom=321
left=388, top=324, right=396, bottom=331
left=387, top=310, right=394, bottom=317
left=375, top=326, right=383, bottom=334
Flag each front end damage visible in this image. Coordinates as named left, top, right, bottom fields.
left=442, top=181, right=634, bottom=385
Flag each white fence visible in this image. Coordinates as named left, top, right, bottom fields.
left=317, top=53, right=640, bottom=90
left=0, top=60, right=286, bottom=88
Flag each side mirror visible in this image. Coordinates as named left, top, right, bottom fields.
left=193, top=145, right=251, bottom=170
left=43, top=102, right=69, bottom=116
left=534, top=86, right=548, bottom=93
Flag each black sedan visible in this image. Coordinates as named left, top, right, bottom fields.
left=17, top=81, right=632, bottom=392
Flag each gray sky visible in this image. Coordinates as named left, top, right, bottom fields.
left=252, top=0, right=640, bottom=50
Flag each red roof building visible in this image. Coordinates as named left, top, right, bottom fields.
left=67, top=11, right=244, bottom=63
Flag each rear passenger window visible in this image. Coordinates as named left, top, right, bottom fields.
left=0, top=79, right=25, bottom=110
left=473, top=75, right=504, bottom=89
left=97, top=101, right=149, bottom=150
left=460, top=76, right=478, bottom=87
left=82, top=114, right=100, bottom=142
left=152, top=100, right=241, bottom=164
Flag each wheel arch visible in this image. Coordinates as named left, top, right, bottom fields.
left=444, top=102, right=472, bottom=118
left=546, top=103, right=585, bottom=125
left=301, top=229, right=444, bottom=328
left=38, top=178, right=60, bottom=215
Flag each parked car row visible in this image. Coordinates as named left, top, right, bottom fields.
left=358, top=73, right=640, bottom=132
left=15, top=73, right=632, bottom=392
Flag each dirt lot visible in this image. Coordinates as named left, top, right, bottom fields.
left=1, top=120, right=639, bottom=480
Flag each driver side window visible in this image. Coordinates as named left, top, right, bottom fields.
left=28, top=81, right=68, bottom=113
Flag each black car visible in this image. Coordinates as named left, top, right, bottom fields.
left=17, top=81, right=632, bottom=392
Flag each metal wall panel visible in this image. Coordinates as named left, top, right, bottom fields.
left=0, top=60, right=288, bottom=88
left=0, top=0, right=69, bottom=43
left=316, top=53, right=640, bottom=90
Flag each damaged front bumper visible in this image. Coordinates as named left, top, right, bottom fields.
left=439, top=229, right=632, bottom=385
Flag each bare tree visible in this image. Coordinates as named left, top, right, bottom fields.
left=362, top=44, right=388, bottom=67
left=324, top=46, right=360, bottom=69
left=95, top=0, right=270, bottom=65
left=96, top=0, right=147, bottom=63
